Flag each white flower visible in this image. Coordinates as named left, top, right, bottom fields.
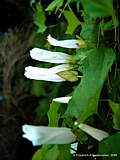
left=53, top=96, right=72, bottom=103
left=30, top=48, right=74, bottom=64
left=71, top=142, right=78, bottom=154
left=22, top=124, right=76, bottom=146
left=47, top=34, right=81, bottom=48
left=24, top=64, right=72, bottom=82
left=76, top=123, right=109, bottom=141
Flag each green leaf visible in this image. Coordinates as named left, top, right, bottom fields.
left=99, top=133, right=120, bottom=159
left=35, top=100, right=50, bottom=118
left=58, top=144, right=71, bottom=160
left=80, top=16, right=97, bottom=45
left=32, top=149, right=42, bottom=160
left=65, top=48, right=115, bottom=122
left=32, top=144, right=71, bottom=160
left=62, top=10, right=81, bottom=35
left=80, top=0, right=114, bottom=17
left=99, top=19, right=114, bottom=36
left=45, top=0, right=64, bottom=12
left=32, top=80, right=46, bottom=96
left=32, top=2, right=47, bottom=33
left=32, top=145, right=59, bottom=160
left=45, top=145, right=59, bottom=160
left=48, top=101, right=60, bottom=127
left=109, top=100, right=120, bottom=130
left=101, top=20, right=114, bottom=31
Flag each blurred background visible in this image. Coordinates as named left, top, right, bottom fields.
left=0, top=1, right=75, bottom=159
left=0, top=1, right=36, bottom=159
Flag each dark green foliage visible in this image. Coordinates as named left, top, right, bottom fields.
left=65, top=48, right=115, bottom=121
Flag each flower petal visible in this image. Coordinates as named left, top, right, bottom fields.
left=30, top=48, right=71, bottom=64
left=53, top=96, right=72, bottom=103
left=24, top=66, right=65, bottom=82
left=47, top=34, right=81, bottom=48
left=22, top=125, right=76, bottom=146
left=49, top=64, right=70, bottom=73
left=71, top=142, right=78, bottom=154
left=78, top=123, right=109, bottom=141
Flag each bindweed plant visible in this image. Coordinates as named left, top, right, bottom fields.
left=22, top=0, right=120, bottom=159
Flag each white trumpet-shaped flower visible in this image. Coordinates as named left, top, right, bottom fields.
left=22, top=124, right=76, bottom=146
left=30, top=48, right=74, bottom=64
left=53, top=96, right=72, bottom=103
left=71, top=142, right=78, bottom=154
left=24, top=64, right=71, bottom=82
left=74, top=122, right=109, bottom=141
left=47, top=34, right=82, bottom=48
